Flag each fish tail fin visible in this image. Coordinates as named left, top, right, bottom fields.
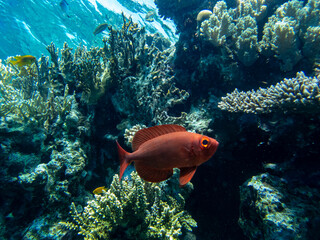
left=116, top=141, right=131, bottom=181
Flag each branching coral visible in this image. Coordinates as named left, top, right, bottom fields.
left=61, top=172, right=196, bottom=240
left=234, top=15, right=258, bottom=66
left=102, top=14, right=150, bottom=83
left=0, top=58, right=76, bottom=131
left=201, top=1, right=235, bottom=47
left=201, top=0, right=320, bottom=70
left=200, top=0, right=260, bottom=66
left=110, top=32, right=189, bottom=125
left=218, top=72, right=320, bottom=114
left=1, top=41, right=91, bottom=238
left=47, top=42, right=108, bottom=104
left=259, top=0, right=320, bottom=70
left=259, top=16, right=301, bottom=71
left=236, top=0, right=267, bottom=21
left=124, top=124, right=146, bottom=147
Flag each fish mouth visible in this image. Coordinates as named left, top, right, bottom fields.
left=210, top=138, right=219, bottom=154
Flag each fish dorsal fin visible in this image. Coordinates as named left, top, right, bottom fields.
left=132, top=124, right=186, bottom=151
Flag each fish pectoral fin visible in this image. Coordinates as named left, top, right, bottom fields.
left=179, top=166, right=197, bottom=187
left=135, top=163, right=173, bottom=183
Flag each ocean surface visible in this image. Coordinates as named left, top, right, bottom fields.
left=1, top=0, right=320, bottom=239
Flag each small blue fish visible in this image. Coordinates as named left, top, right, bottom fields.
left=60, top=0, right=70, bottom=18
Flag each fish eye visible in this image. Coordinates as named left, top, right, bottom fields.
left=201, top=137, right=209, bottom=148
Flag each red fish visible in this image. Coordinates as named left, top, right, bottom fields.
left=116, top=124, right=219, bottom=186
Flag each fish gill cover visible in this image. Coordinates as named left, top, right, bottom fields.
left=0, top=0, right=320, bottom=240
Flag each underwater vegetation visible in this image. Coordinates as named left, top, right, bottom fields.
left=1, top=0, right=320, bottom=239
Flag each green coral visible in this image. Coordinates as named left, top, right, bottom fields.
left=61, top=171, right=196, bottom=240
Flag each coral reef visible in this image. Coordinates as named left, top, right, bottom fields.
left=2, top=1, right=320, bottom=239
left=234, top=15, right=258, bottom=67
left=154, top=0, right=203, bottom=31
left=0, top=39, right=92, bottom=239
left=0, top=14, right=202, bottom=239
left=123, top=124, right=146, bottom=147
left=107, top=18, right=190, bottom=126
left=47, top=42, right=108, bottom=104
left=61, top=171, right=196, bottom=240
left=200, top=0, right=320, bottom=70
left=200, top=1, right=234, bottom=47
left=218, top=72, right=320, bottom=114
left=200, top=0, right=262, bottom=67
left=239, top=172, right=320, bottom=240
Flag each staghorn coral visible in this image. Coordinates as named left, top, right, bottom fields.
left=218, top=72, right=320, bottom=114
left=61, top=171, right=196, bottom=240
left=94, top=14, right=190, bottom=126
left=0, top=59, right=15, bottom=83
left=0, top=81, right=76, bottom=132
left=0, top=42, right=92, bottom=239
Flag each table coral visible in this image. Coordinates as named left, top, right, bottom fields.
left=218, top=72, right=320, bottom=114
left=61, top=171, right=196, bottom=240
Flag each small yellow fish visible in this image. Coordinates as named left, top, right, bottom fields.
left=93, top=186, right=106, bottom=194
left=93, top=23, right=108, bottom=35
left=8, top=55, right=36, bottom=67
